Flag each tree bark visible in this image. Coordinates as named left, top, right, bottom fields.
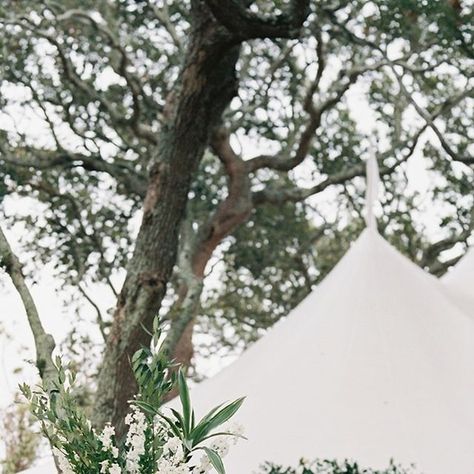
left=93, top=0, right=310, bottom=433
left=93, top=5, right=240, bottom=434
left=166, top=129, right=253, bottom=372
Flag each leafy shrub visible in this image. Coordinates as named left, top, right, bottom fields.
left=261, top=458, right=417, bottom=474
left=21, top=321, right=244, bottom=473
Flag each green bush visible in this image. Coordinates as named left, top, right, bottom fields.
left=262, top=458, right=417, bottom=474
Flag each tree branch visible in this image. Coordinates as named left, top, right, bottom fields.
left=54, top=9, right=157, bottom=143
left=0, top=227, right=56, bottom=390
left=253, top=125, right=427, bottom=206
left=205, top=0, right=310, bottom=40
left=252, top=161, right=366, bottom=205
left=5, top=15, right=158, bottom=145
left=0, top=147, right=147, bottom=199
left=78, top=284, right=107, bottom=341
left=190, top=128, right=253, bottom=276
left=162, top=128, right=254, bottom=363
left=389, top=65, right=473, bottom=165
left=148, top=0, right=183, bottom=51
left=419, top=207, right=474, bottom=275
left=248, top=59, right=390, bottom=172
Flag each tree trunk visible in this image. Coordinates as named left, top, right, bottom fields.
left=93, top=5, right=240, bottom=434
left=167, top=130, right=254, bottom=373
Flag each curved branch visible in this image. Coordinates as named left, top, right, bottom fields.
left=190, top=128, right=253, bottom=276
left=248, top=59, right=390, bottom=172
left=387, top=59, right=473, bottom=165
left=252, top=161, right=366, bottom=206
left=0, top=227, right=56, bottom=390
left=162, top=128, right=254, bottom=363
left=253, top=124, right=427, bottom=206
left=5, top=15, right=158, bottom=145
left=78, top=284, right=107, bottom=341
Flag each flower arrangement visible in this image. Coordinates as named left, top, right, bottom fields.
left=21, top=321, right=244, bottom=474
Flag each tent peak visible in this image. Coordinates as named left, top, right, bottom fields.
left=364, top=143, right=380, bottom=230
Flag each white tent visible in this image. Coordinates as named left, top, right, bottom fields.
left=184, top=226, right=474, bottom=473
left=178, top=151, right=474, bottom=473
left=442, top=248, right=474, bottom=319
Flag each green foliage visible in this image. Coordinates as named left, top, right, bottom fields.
left=131, top=319, right=177, bottom=411
left=20, top=319, right=244, bottom=473
left=262, top=458, right=417, bottom=474
left=134, top=360, right=245, bottom=472
left=376, top=0, right=472, bottom=54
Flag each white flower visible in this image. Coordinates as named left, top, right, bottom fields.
left=125, top=407, right=147, bottom=473
left=162, top=436, right=184, bottom=464
left=109, top=463, right=122, bottom=474
left=99, top=424, right=116, bottom=449
left=125, top=412, right=134, bottom=426
left=156, top=458, right=190, bottom=474
left=209, top=436, right=230, bottom=458
left=227, top=422, right=245, bottom=440
left=163, top=436, right=181, bottom=455
left=198, top=422, right=245, bottom=464
left=101, top=460, right=122, bottom=474
left=99, top=424, right=119, bottom=458
left=192, top=454, right=212, bottom=474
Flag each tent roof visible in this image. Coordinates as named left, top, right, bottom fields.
left=442, top=247, right=474, bottom=319
left=182, top=228, right=474, bottom=473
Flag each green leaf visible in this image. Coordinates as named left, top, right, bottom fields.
left=192, top=397, right=245, bottom=445
left=132, top=400, right=158, bottom=416
left=170, top=408, right=185, bottom=431
left=152, top=317, right=161, bottom=336
left=178, top=369, right=192, bottom=434
left=195, top=403, right=224, bottom=427
left=203, top=447, right=226, bottom=474
left=152, top=317, right=161, bottom=347
left=156, top=411, right=182, bottom=439
left=139, top=321, right=153, bottom=337
left=132, top=348, right=145, bottom=364
left=200, top=431, right=247, bottom=444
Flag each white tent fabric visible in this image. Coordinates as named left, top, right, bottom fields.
left=180, top=228, right=474, bottom=474
left=442, top=248, right=474, bottom=319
